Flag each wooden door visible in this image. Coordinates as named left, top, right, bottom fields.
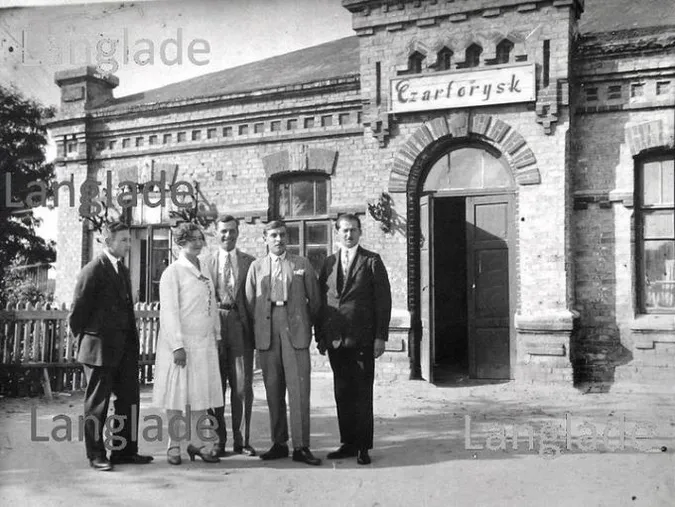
left=420, top=195, right=434, bottom=382
left=466, top=195, right=513, bottom=379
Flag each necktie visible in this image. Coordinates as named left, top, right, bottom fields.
left=342, top=249, right=350, bottom=276
left=271, top=257, right=284, bottom=302
left=117, top=259, right=131, bottom=301
left=222, top=253, right=234, bottom=303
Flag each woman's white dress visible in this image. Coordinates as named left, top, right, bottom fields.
left=152, top=253, right=223, bottom=411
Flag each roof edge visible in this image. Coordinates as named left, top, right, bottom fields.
left=51, top=74, right=361, bottom=123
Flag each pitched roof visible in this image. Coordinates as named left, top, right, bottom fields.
left=99, top=36, right=359, bottom=112
left=97, top=0, right=673, bottom=112
left=579, top=0, right=675, bottom=34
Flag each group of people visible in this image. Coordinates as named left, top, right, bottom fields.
left=69, top=213, right=392, bottom=471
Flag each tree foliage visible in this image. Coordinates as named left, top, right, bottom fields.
left=0, top=85, right=56, bottom=306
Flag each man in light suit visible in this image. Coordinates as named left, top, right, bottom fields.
left=205, top=215, right=257, bottom=457
left=317, top=214, right=392, bottom=465
left=245, top=220, right=322, bottom=466
left=69, top=221, right=154, bottom=471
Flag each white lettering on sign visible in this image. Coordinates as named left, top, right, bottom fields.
left=390, top=63, right=536, bottom=113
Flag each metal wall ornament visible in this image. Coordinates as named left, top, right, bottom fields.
left=367, top=192, right=394, bottom=233
left=167, top=181, right=218, bottom=229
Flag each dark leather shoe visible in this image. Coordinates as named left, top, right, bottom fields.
left=110, top=453, right=154, bottom=465
left=292, top=447, right=321, bottom=466
left=213, top=445, right=231, bottom=458
left=89, top=457, right=113, bottom=471
left=260, top=443, right=289, bottom=460
left=357, top=449, right=371, bottom=465
left=326, top=444, right=358, bottom=459
left=234, top=444, right=257, bottom=456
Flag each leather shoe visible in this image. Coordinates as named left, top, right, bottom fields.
left=234, top=444, right=257, bottom=456
left=357, top=449, right=371, bottom=465
left=89, top=457, right=113, bottom=471
left=260, top=443, right=289, bottom=460
left=326, top=444, right=358, bottom=459
left=110, top=453, right=154, bottom=465
left=213, top=445, right=231, bottom=458
left=292, top=447, right=321, bottom=466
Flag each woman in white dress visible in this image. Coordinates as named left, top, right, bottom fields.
left=153, top=223, right=223, bottom=464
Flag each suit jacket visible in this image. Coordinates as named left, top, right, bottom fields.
left=245, top=252, right=321, bottom=351
left=204, top=248, right=255, bottom=347
left=69, top=253, right=139, bottom=367
left=317, top=246, right=392, bottom=349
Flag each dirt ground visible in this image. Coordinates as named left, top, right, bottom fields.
left=1, top=372, right=674, bottom=507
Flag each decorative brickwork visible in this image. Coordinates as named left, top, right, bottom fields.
left=387, top=113, right=541, bottom=192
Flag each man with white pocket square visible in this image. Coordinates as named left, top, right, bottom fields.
left=245, top=220, right=323, bottom=466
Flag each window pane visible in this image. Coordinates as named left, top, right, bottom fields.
left=286, top=223, right=300, bottom=246
left=306, top=223, right=328, bottom=244
left=151, top=228, right=171, bottom=302
left=482, top=153, right=512, bottom=188
left=643, top=240, right=675, bottom=310
left=449, top=148, right=484, bottom=189
left=643, top=211, right=675, bottom=239
left=306, top=247, right=328, bottom=273
left=643, top=161, right=662, bottom=205
left=291, top=180, right=314, bottom=216
left=278, top=184, right=291, bottom=218
left=423, top=155, right=450, bottom=191
left=663, top=159, right=674, bottom=205
left=316, top=179, right=327, bottom=214
left=286, top=246, right=301, bottom=257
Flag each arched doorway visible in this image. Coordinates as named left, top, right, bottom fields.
left=419, top=143, right=516, bottom=382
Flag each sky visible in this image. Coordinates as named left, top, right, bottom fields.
left=0, top=0, right=355, bottom=242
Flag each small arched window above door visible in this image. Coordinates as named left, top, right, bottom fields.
left=423, top=146, right=513, bottom=192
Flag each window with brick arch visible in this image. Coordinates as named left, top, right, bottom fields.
left=637, top=154, right=675, bottom=313
left=496, top=39, right=514, bottom=65
left=274, top=174, right=331, bottom=273
left=436, top=47, right=453, bottom=71
left=408, top=51, right=425, bottom=74
left=465, top=44, right=482, bottom=68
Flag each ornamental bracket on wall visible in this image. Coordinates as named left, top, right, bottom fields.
left=535, top=79, right=565, bottom=135
left=364, top=110, right=390, bottom=148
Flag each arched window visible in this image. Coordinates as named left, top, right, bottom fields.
left=496, top=39, right=514, bottom=65
left=436, top=47, right=453, bottom=71
left=275, top=174, right=331, bottom=272
left=423, top=146, right=512, bottom=192
left=636, top=154, right=675, bottom=313
left=465, top=44, right=482, bottom=68
left=408, top=51, right=425, bottom=74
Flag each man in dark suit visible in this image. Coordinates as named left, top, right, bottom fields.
left=69, top=221, right=153, bottom=471
left=206, top=215, right=257, bottom=457
left=317, top=214, right=392, bottom=465
left=245, top=220, right=322, bottom=466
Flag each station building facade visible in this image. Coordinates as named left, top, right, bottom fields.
left=47, top=0, right=675, bottom=385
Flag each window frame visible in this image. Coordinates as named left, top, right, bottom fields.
left=273, top=173, right=332, bottom=272
left=636, top=152, right=675, bottom=314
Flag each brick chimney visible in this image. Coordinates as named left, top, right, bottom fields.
left=54, top=65, right=119, bottom=116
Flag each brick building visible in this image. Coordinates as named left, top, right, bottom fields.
left=46, top=0, right=675, bottom=385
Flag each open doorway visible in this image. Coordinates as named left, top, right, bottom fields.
left=418, top=144, right=516, bottom=384
left=433, top=197, right=469, bottom=378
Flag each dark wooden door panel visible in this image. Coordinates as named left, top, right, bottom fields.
left=474, top=328, right=510, bottom=380
left=467, top=196, right=513, bottom=380
left=475, top=248, right=509, bottom=320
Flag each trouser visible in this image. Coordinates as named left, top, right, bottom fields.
left=81, top=339, right=140, bottom=460
left=259, top=306, right=311, bottom=449
left=209, top=345, right=255, bottom=448
left=328, top=346, right=375, bottom=450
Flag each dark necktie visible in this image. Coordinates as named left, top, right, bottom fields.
left=270, top=257, right=284, bottom=302
left=117, top=259, right=131, bottom=301
left=221, top=253, right=235, bottom=303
